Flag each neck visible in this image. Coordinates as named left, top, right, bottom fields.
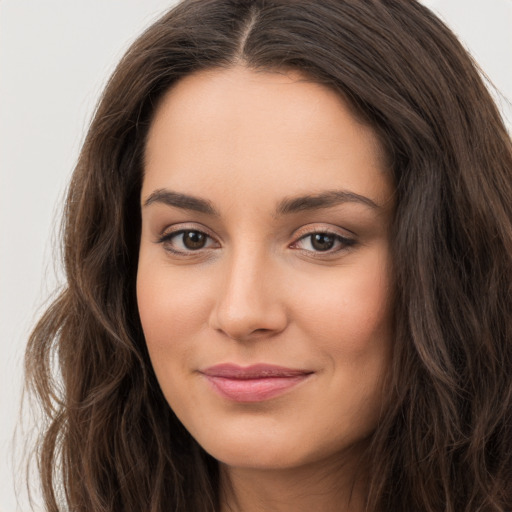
left=219, top=452, right=368, bottom=512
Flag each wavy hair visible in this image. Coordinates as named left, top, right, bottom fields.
left=25, top=0, right=512, bottom=510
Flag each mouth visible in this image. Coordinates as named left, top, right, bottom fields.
left=200, top=363, right=314, bottom=402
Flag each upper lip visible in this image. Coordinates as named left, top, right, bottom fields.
left=200, top=363, right=313, bottom=379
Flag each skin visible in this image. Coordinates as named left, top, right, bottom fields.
left=137, top=66, right=395, bottom=512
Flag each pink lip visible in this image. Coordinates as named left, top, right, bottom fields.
left=200, top=364, right=313, bottom=402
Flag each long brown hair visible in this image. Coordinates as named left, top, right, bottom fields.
left=25, top=1, right=512, bottom=510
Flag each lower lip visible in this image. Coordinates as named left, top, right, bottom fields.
left=204, top=375, right=310, bottom=402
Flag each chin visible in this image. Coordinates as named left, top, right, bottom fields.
left=193, top=426, right=303, bottom=469
left=195, top=425, right=363, bottom=473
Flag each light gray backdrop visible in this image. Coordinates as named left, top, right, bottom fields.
left=1, top=1, right=511, bottom=510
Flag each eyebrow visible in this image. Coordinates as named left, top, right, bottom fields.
left=142, top=188, right=380, bottom=216
left=143, top=189, right=219, bottom=216
left=276, top=190, right=380, bottom=215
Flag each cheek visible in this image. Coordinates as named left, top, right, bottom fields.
left=136, top=260, right=214, bottom=390
left=294, top=253, right=393, bottom=358
left=297, top=257, right=393, bottom=437
left=137, top=261, right=209, bottom=341
left=136, top=262, right=211, bottom=420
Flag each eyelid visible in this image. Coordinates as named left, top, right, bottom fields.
left=157, top=222, right=219, bottom=241
left=293, top=222, right=357, bottom=238
left=156, top=223, right=221, bottom=254
left=291, top=223, right=356, bottom=241
left=289, top=224, right=357, bottom=254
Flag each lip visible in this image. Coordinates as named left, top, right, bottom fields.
left=200, top=364, right=313, bottom=402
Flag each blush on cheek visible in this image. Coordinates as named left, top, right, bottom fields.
left=301, top=273, right=391, bottom=357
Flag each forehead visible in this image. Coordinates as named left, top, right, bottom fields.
left=143, top=66, right=392, bottom=210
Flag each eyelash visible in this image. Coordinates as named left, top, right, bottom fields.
left=156, top=227, right=356, bottom=257
left=290, top=230, right=356, bottom=254
left=157, top=229, right=218, bottom=255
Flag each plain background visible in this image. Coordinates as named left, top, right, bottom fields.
left=1, top=1, right=511, bottom=510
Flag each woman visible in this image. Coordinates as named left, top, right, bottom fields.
left=25, top=0, right=512, bottom=511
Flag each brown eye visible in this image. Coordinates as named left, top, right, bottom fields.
left=182, top=230, right=207, bottom=250
left=158, top=229, right=217, bottom=254
left=292, top=230, right=356, bottom=254
left=310, top=233, right=335, bottom=251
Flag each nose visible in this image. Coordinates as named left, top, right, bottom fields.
left=208, top=248, right=288, bottom=342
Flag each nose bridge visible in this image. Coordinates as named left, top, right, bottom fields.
left=210, top=242, right=286, bottom=340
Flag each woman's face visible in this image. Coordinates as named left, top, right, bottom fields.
left=137, top=66, right=395, bottom=471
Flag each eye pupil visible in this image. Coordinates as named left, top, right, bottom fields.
left=311, top=233, right=335, bottom=251
left=183, top=231, right=206, bottom=249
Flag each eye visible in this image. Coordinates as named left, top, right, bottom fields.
left=158, top=229, right=218, bottom=253
left=291, top=231, right=355, bottom=253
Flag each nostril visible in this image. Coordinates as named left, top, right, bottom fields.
left=251, top=328, right=272, bottom=336
left=220, top=327, right=274, bottom=342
